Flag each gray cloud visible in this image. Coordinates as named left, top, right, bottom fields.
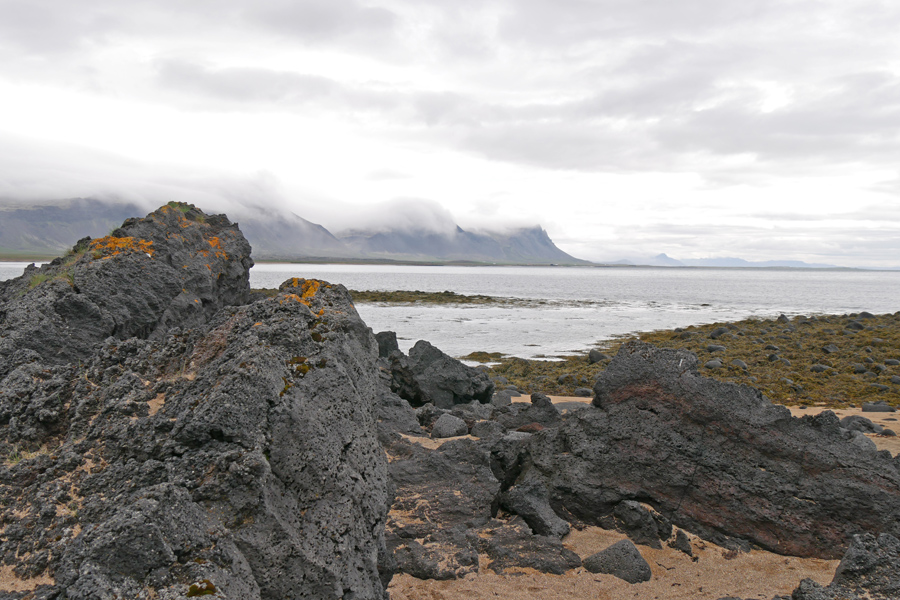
left=245, top=0, right=398, bottom=43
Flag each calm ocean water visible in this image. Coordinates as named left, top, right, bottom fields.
left=4, top=261, right=899, bottom=359
left=249, top=263, right=900, bottom=358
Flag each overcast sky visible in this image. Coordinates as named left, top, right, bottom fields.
left=1, top=0, right=899, bottom=266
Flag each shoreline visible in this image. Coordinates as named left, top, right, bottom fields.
left=485, top=311, right=900, bottom=409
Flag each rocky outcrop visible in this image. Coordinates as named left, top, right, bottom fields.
left=382, top=435, right=580, bottom=579
left=389, top=340, right=493, bottom=408
left=0, top=202, right=253, bottom=380
left=521, top=342, right=900, bottom=558
left=792, top=533, right=900, bottom=599
left=0, top=205, right=390, bottom=599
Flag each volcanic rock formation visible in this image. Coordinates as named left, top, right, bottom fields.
left=0, top=204, right=390, bottom=599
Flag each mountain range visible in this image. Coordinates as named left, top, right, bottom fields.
left=0, top=198, right=586, bottom=265
left=614, top=253, right=844, bottom=269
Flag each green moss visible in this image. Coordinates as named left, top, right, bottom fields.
left=186, top=579, right=217, bottom=597
left=27, top=272, right=50, bottom=289
left=168, top=200, right=192, bottom=214
left=289, top=356, right=311, bottom=377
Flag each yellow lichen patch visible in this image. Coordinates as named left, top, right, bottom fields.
left=89, top=236, right=155, bottom=258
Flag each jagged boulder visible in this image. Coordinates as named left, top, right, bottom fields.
left=389, top=340, right=493, bottom=408
left=791, top=533, right=900, bottom=599
left=0, top=202, right=253, bottom=381
left=523, top=342, right=900, bottom=559
left=383, top=434, right=581, bottom=580
left=0, top=206, right=391, bottom=599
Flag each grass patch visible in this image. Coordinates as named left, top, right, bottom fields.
left=489, top=312, right=900, bottom=408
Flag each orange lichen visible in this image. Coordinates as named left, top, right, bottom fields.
left=205, top=236, right=227, bottom=259
left=89, top=236, right=155, bottom=258
left=280, top=279, right=324, bottom=308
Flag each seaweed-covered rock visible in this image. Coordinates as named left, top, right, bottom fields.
left=524, top=342, right=900, bottom=559
left=0, top=206, right=391, bottom=599
left=389, top=340, right=494, bottom=408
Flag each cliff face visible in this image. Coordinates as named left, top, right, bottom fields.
left=0, top=204, right=390, bottom=599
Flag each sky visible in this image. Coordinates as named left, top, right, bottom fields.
left=0, top=0, right=899, bottom=267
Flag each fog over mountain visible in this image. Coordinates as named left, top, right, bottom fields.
left=0, top=198, right=585, bottom=265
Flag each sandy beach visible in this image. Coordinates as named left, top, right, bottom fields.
left=389, top=395, right=897, bottom=600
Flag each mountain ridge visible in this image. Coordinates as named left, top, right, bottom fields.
left=0, top=198, right=587, bottom=265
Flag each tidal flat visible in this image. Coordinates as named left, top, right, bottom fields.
left=483, top=312, right=900, bottom=408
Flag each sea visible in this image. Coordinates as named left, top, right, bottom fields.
left=4, top=261, right=899, bottom=360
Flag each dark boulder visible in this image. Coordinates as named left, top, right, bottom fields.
left=384, top=436, right=579, bottom=579
left=470, top=518, right=581, bottom=575
left=668, top=529, right=693, bottom=556
left=432, top=414, right=469, bottom=439
left=612, top=500, right=668, bottom=549
left=589, top=349, right=609, bottom=364
left=389, top=340, right=494, bottom=408
left=582, top=539, right=652, bottom=584
left=471, top=420, right=506, bottom=439
left=375, top=330, right=399, bottom=358
left=862, top=401, right=897, bottom=413
left=0, top=206, right=391, bottom=599
left=491, top=389, right=516, bottom=406
left=523, top=342, right=900, bottom=559
left=840, top=415, right=883, bottom=434
left=499, top=479, right=570, bottom=538
left=494, top=393, right=561, bottom=431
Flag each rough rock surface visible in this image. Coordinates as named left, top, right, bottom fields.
left=790, top=533, right=900, bottom=600
left=389, top=340, right=493, bottom=408
left=522, top=342, right=900, bottom=558
left=0, top=206, right=390, bottom=599
left=382, top=432, right=580, bottom=581
left=431, top=414, right=468, bottom=439
left=0, top=203, right=253, bottom=381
